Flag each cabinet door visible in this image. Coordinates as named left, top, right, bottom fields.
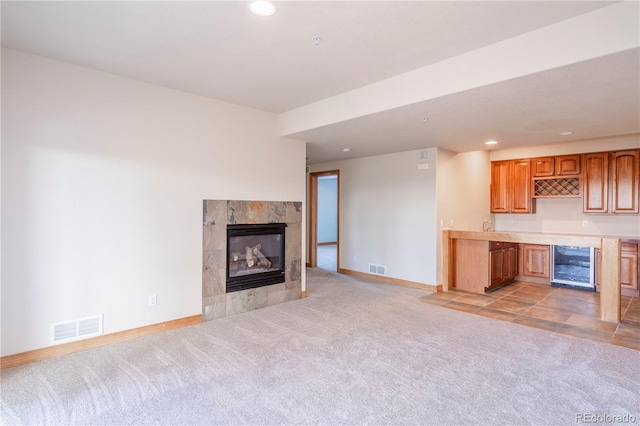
left=595, top=246, right=638, bottom=295
left=489, top=249, right=504, bottom=287
left=533, top=157, right=554, bottom=177
left=491, top=161, right=510, bottom=213
left=556, top=154, right=581, bottom=176
left=523, top=244, right=550, bottom=278
left=611, top=150, right=639, bottom=214
left=510, top=160, right=532, bottom=213
left=620, top=251, right=638, bottom=291
left=583, top=152, right=609, bottom=213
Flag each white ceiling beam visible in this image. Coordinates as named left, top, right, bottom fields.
left=278, top=1, right=639, bottom=137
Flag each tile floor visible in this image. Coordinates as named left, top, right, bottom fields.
left=420, top=281, right=640, bottom=350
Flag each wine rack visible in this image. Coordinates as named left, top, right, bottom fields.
left=533, top=177, right=580, bottom=198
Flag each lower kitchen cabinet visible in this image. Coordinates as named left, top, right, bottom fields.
left=521, top=244, right=550, bottom=279
left=453, top=239, right=516, bottom=294
left=595, top=241, right=639, bottom=297
left=488, top=242, right=517, bottom=291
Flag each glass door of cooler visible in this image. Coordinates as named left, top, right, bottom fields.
left=551, top=245, right=594, bottom=289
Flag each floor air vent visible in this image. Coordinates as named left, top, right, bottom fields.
left=51, top=315, right=103, bottom=344
left=368, top=264, right=386, bottom=276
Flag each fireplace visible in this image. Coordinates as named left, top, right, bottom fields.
left=226, top=223, right=286, bottom=293
left=202, top=200, right=301, bottom=321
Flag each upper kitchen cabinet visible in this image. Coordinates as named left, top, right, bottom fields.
left=532, top=157, right=555, bottom=177
left=583, top=150, right=639, bottom=214
left=611, top=150, right=640, bottom=214
left=532, top=154, right=582, bottom=198
left=556, top=154, right=581, bottom=176
left=583, top=152, right=609, bottom=213
left=532, top=154, right=581, bottom=178
left=491, top=159, right=534, bottom=214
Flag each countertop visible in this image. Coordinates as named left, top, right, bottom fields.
left=447, top=230, right=638, bottom=248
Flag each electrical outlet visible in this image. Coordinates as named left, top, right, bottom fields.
left=149, top=294, right=157, bottom=307
left=582, top=220, right=588, bottom=227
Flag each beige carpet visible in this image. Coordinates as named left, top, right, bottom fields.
left=1, top=268, right=638, bottom=425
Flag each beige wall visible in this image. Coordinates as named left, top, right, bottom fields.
left=310, top=148, right=439, bottom=286
left=309, top=148, right=492, bottom=287
left=1, top=49, right=306, bottom=356
left=436, top=150, right=491, bottom=283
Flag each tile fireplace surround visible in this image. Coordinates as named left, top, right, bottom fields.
left=202, top=200, right=302, bottom=321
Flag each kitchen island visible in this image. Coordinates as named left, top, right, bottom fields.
left=442, top=230, right=627, bottom=323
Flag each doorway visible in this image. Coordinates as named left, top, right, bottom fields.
left=309, top=170, right=340, bottom=270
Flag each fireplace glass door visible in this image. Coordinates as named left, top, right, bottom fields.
left=226, top=223, right=286, bottom=292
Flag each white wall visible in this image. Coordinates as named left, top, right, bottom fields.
left=1, top=49, right=306, bottom=356
left=311, top=148, right=439, bottom=285
left=489, top=134, right=640, bottom=236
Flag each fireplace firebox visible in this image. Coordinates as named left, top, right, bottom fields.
left=226, top=223, right=286, bottom=293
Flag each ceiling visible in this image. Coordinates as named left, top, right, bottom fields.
left=2, top=1, right=639, bottom=164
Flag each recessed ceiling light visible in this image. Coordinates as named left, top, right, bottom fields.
left=485, top=140, right=498, bottom=145
left=559, top=131, right=573, bottom=136
left=342, top=148, right=351, bottom=152
left=249, top=0, right=276, bottom=16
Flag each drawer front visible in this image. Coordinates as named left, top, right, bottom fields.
left=490, top=241, right=516, bottom=250
left=490, top=241, right=503, bottom=250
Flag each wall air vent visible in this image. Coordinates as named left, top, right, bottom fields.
left=51, top=315, right=103, bottom=344
left=368, top=264, right=386, bottom=276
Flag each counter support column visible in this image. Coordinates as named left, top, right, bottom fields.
left=442, top=230, right=451, bottom=291
left=600, top=238, right=621, bottom=323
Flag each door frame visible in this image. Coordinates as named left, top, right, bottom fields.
left=309, top=170, right=340, bottom=269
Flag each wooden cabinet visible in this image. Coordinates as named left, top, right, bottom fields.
left=491, top=161, right=510, bottom=213
left=610, top=150, right=640, bottom=214
left=491, top=160, right=534, bottom=214
left=621, top=249, right=639, bottom=294
left=488, top=242, right=517, bottom=291
left=595, top=241, right=639, bottom=297
left=522, top=244, right=550, bottom=279
left=506, top=245, right=518, bottom=281
left=489, top=249, right=504, bottom=288
left=453, top=239, right=516, bottom=294
left=496, top=149, right=637, bottom=213
left=533, top=157, right=554, bottom=177
left=556, top=154, right=581, bottom=176
left=583, top=150, right=639, bottom=214
left=511, top=160, right=533, bottom=213
left=532, top=155, right=580, bottom=178
left=583, top=152, right=609, bottom=213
